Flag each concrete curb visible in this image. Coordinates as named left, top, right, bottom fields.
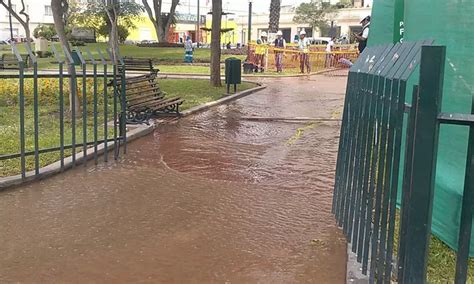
left=0, top=82, right=266, bottom=191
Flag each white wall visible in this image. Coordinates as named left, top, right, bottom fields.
left=0, top=0, right=54, bottom=39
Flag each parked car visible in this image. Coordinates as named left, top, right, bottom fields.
left=140, top=40, right=158, bottom=44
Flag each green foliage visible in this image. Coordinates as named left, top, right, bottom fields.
left=77, top=0, right=144, bottom=38
left=35, top=51, right=53, bottom=58
left=335, top=0, right=353, bottom=8
left=117, top=25, right=130, bottom=43
left=70, top=39, right=85, bottom=46
left=0, top=78, right=106, bottom=107
left=294, top=0, right=338, bottom=33
left=33, top=24, right=57, bottom=40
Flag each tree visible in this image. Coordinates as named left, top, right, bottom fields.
left=294, top=0, right=338, bottom=36
left=268, top=0, right=281, bottom=34
left=98, top=24, right=129, bottom=43
left=33, top=24, right=57, bottom=40
left=210, top=0, right=222, bottom=87
left=77, top=0, right=143, bottom=46
left=0, top=0, right=31, bottom=47
left=141, top=0, right=179, bottom=43
left=51, top=0, right=80, bottom=114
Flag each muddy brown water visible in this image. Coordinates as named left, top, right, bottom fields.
left=0, top=75, right=348, bottom=283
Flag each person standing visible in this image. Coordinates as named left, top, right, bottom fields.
left=298, top=30, right=311, bottom=74
left=325, top=36, right=335, bottom=68
left=255, top=32, right=268, bottom=72
left=274, top=30, right=286, bottom=73
left=354, top=16, right=370, bottom=53
left=184, top=36, right=194, bottom=63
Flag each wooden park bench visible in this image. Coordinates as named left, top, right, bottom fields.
left=115, top=73, right=183, bottom=124
left=0, top=53, right=31, bottom=69
left=119, top=57, right=158, bottom=74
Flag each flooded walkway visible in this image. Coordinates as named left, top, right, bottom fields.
left=0, top=75, right=348, bottom=283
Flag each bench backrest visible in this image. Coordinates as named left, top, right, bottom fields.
left=117, top=74, right=164, bottom=108
left=121, top=57, right=155, bottom=72
left=0, top=53, right=30, bottom=69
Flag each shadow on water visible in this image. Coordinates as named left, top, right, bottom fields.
left=0, top=75, right=348, bottom=283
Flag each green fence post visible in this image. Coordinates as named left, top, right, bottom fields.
left=12, top=44, right=27, bottom=179
left=401, top=45, right=446, bottom=283
left=51, top=44, right=66, bottom=170
left=97, top=49, right=109, bottom=163
left=454, top=97, right=474, bottom=284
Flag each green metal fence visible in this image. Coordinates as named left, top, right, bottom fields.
left=0, top=43, right=127, bottom=181
left=332, top=41, right=474, bottom=283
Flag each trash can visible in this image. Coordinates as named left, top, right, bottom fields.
left=225, top=57, right=242, bottom=94
left=71, top=50, right=81, bottom=66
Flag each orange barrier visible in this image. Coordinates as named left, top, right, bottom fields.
left=247, top=43, right=359, bottom=74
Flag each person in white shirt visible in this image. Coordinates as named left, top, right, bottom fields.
left=354, top=16, right=370, bottom=53
left=325, top=37, right=336, bottom=68
left=298, top=30, right=311, bottom=74
left=184, top=36, right=193, bottom=63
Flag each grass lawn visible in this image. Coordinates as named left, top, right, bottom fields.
left=0, top=42, right=318, bottom=76
left=160, top=79, right=256, bottom=111
left=158, top=65, right=214, bottom=74
left=391, top=211, right=474, bottom=282
left=157, top=65, right=323, bottom=76
left=0, top=78, right=257, bottom=177
left=0, top=43, right=246, bottom=70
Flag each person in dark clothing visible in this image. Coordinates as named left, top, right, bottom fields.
left=274, top=30, right=286, bottom=73
left=354, top=15, right=370, bottom=53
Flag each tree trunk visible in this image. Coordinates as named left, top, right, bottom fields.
left=163, top=0, right=179, bottom=42
left=210, top=0, right=222, bottom=87
left=51, top=0, right=80, bottom=114
left=268, top=0, right=281, bottom=33
left=156, top=23, right=166, bottom=42
left=142, top=0, right=179, bottom=43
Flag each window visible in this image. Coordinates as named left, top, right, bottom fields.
left=44, top=5, right=53, bottom=16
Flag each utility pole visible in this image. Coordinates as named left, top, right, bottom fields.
left=247, top=0, right=252, bottom=45
left=8, top=0, right=13, bottom=42
left=196, top=0, right=200, bottom=47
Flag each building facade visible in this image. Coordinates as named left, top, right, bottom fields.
left=0, top=0, right=371, bottom=45
left=236, top=4, right=372, bottom=45
left=0, top=0, right=55, bottom=41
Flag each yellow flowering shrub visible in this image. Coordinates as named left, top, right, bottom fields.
left=0, top=78, right=109, bottom=106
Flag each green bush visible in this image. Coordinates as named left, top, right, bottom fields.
left=70, top=40, right=86, bottom=46
left=33, top=24, right=56, bottom=40
left=35, top=51, right=53, bottom=58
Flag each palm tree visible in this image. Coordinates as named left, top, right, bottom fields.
left=268, top=0, right=281, bottom=33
